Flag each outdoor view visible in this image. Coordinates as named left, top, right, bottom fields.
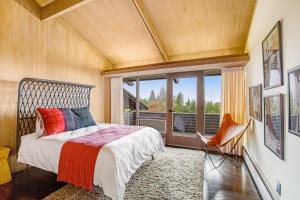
left=139, top=79, right=167, bottom=112
left=204, top=75, right=221, bottom=135
left=123, top=75, right=221, bottom=135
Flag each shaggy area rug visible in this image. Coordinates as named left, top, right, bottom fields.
left=44, top=147, right=204, bottom=200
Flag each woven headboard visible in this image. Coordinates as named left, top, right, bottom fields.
left=16, top=78, right=95, bottom=151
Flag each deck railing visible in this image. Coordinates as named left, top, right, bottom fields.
left=124, top=111, right=220, bottom=135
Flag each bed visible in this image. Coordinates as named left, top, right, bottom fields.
left=16, top=78, right=164, bottom=200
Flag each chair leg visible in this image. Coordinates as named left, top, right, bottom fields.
left=235, top=145, right=238, bottom=167
left=206, top=145, right=240, bottom=169
left=215, top=133, right=244, bottom=168
left=204, top=145, right=208, bottom=160
left=203, top=146, right=222, bottom=169
left=207, top=153, right=220, bottom=169
left=204, top=146, right=226, bottom=169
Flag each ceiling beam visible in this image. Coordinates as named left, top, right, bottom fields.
left=102, top=53, right=249, bottom=76
left=14, top=0, right=42, bottom=19
left=131, top=0, right=168, bottom=62
left=42, top=0, right=95, bottom=21
left=168, top=47, right=245, bottom=62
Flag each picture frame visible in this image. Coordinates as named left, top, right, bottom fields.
left=249, top=84, right=262, bottom=121
left=262, top=21, right=283, bottom=89
left=288, top=65, right=300, bottom=137
left=264, top=94, right=284, bottom=159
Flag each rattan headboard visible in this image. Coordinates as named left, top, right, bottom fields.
left=16, top=78, right=95, bottom=151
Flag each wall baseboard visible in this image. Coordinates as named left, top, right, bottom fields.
left=243, top=147, right=277, bottom=200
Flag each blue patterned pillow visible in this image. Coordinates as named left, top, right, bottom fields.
left=59, top=108, right=76, bottom=131
left=71, top=107, right=96, bottom=129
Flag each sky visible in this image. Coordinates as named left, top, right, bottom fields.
left=123, top=75, right=221, bottom=103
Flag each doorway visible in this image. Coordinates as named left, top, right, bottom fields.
left=123, top=70, right=221, bottom=149
left=166, top=72, right=204, bottom=149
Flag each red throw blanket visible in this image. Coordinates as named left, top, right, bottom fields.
left=57, top=125, right=144, bottom=190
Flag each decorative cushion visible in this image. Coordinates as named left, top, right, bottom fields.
left=60, top=108, right=76, bottom=131
left=36, top=108, right=65, bottom=136
left=71, top=107, right=96, bottom=129
left=36, top=107, right=95, bottom=135
left=35, top=108, right=76, bottom=135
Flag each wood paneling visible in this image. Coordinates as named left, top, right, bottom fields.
left=33, top=0, right=255, bottom=69
left=58, top=0, right=255, bottom=69
left=57, top=18, right=113, bottom=68
left=62, top=0, right=165, bottom=67
left=138, top=0, right=256, bottom=59
left=131, top=0, right=168, bottom=62
left=0, top=0, right=110, bottom=172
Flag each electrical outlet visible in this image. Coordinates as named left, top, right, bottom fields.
left=276, top=180, right=281, bottom=196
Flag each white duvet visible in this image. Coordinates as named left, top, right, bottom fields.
left=17, top=124, right=165, bottom=200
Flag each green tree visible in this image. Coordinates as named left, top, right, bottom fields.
left=149, top=90, right=156, bottom=101
left=184, top=99, right=192, bottom=112
left=157, top=86, right=166, bottom=101
left=205, top=101, right=220, bottom=114
left=174, top=92, right=184, bottom=112
left=158, top=87, right=167, bottom=112
left=140, top=98, right=149, bottom=108
left=190, top=100, right=196, bottom=113
left=181, top=99, right=196, bottom=113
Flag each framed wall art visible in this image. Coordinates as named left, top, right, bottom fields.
left=262, top=21, right=283, bottom=89
left=249, top=84, right=262, bottom=121
left=288, top=65, right=300, bottom=136
left=264, top=94, right=284, bottom=159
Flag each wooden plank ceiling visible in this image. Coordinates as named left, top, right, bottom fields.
left=34, top=0, right=256, bottom=70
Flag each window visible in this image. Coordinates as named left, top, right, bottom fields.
left=123, top=76, right=167, bottom=134
left=123, top=71, right=222, bottom=140
left=139, top=77, right=167, bottom=134
left=204, top=71, right=222, bottom=136
left=139, top=78, right=167, bottom=113
left=172, top=77, right=197, bottom=136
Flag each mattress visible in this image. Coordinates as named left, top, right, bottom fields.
left=17, top=124, right=165, bottom=200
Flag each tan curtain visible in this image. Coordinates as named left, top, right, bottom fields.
left=111, top=77, right=124, bottom=124
left=220, top=67, right=246, bottom=156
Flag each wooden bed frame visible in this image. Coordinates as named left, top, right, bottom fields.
left=16, top=78, right=95, bottom=152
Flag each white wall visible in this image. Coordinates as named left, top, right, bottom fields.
left=245, top=0, right=300, bottom=200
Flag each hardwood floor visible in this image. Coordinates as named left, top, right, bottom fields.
left=0, top=167, right=65, bottom=200
left=203, top=155, right=261, bottom=200
left=0, top=153, right=261, bottom=200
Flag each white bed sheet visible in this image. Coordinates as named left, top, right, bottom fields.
left=17, top=124, right=165, bottom=200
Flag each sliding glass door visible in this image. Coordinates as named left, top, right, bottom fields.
left=138, top=77, right=167, bottom=138
left=166, top=72, right=204, bottom=149
left=204, top=72, right=222, bottom=136
left=123, top=70, right=221, bottom=149
left=123, top=76, right=167, bottom=141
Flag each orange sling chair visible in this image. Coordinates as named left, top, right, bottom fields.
left=197, top=114, right=252, bottom=168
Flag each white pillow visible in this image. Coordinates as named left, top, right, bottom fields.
left=35, top=110, right=45, bottom=136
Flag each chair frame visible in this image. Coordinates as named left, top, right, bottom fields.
left=198, top=118, right=252, bottom=169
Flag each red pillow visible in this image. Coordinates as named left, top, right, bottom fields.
left=36, top=108, right=65, bottom=136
